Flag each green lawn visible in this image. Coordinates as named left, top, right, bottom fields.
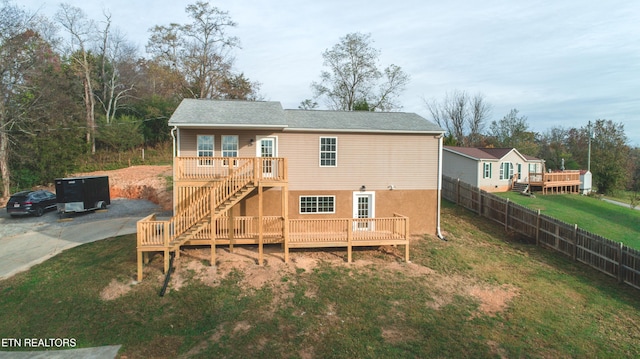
left=1, top=202, right=640, bottom=358
left=494, top=192, right=640, bottom=249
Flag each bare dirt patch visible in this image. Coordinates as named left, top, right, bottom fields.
left=73, top=165, right=173, bottom=210
left=100, top=279, right=134, bottom=301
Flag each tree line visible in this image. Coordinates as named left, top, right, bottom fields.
left=426, top=90, right=637, bottom=195
left=1, top=0, right=635, bottom=199
left=0, top=1, right=263, bottom=197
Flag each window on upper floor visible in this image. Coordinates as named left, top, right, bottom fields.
left=221, top=135, right=239, bottom=166
left=319, top=137, right=337, bottom=167
left=197, top=135, right=214, bottom=166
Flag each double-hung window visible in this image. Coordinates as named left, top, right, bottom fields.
left=483, top=163, right=492, bottom=179
left=197, top=135, right=214, bottom=166
left=221, top=135, right=238, bottom=166
left=319, top=137, right=337, bottom=167
left=300, top=196, right=335, bottom=214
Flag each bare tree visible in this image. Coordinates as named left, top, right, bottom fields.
left=311, top=32, right=409, bottom=111
left=425, top=90, right=491, bottom=146
left=56, top=3, right=97, bottom=153
left=147, top=1, right=243, bottom=99
left=468, top=93, right=492, bottom=146
left=96, top=11, right=137, bottom=123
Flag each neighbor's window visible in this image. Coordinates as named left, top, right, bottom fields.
left=221, top=135, right=239, bottom=166
left=499, top=162, right=514, bottom=180
left=197, top=135, right=214, bottom=166
left=483, top=163, right=492, bottom=179
left=300, top=196, right=335, bottom=214
left=319, top=137, right=337, bottom=167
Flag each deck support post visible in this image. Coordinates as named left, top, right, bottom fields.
left=137, top=251, right=143, bottom=282
left=405, top=217, right=410, bottom=262
left=258, top=184, right=264, bottom=266
left=211, top=189, right=216, bottom=267
left=347, top=219, right=353, bottom=263
left=283, top=184, right=290, bottom=263
left=229, top=210, right=235, bottom=253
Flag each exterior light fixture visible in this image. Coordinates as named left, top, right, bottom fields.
left=360, top=185, right=366, bottom=192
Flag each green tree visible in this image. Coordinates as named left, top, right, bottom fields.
left=538, top=127, right=578, bottom=170
left=311, top=32, right=409, bottom=111
left=589, top=119, right=630, bottom=194
left=488, top=109, right=539, bottom=156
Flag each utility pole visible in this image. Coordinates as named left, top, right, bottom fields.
left=587, top=121, right=593, bottom=172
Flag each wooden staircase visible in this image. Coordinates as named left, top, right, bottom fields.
left=169, top=184, right=256, bottom=248
left=166, top=160, right=256, bottom=253
left=512, top=182, right=529, bottom=193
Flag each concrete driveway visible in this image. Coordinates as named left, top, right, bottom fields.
left=0, top=198, right=161, bottom=279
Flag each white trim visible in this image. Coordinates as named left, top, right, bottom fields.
left=319, top=136, right=338, bottom=167
left=352, top=191, right=375, bottom=218
left=197, top=134, right=214, bottom=166
left=298, top=195, right=336, bottom=214
left=255, top=136, right=278, bottom=157
left=353, top=191, right=376, bottom=231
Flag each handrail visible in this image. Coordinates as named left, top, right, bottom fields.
left=169, top=159, right=255, bottom=241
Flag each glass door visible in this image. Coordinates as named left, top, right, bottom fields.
left=353, top=192, right=375, bottom=231
left=257, top=137, right=277, bottom=178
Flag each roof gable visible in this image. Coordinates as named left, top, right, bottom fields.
left=168, top=99, right=444, bottom=133
left=444, top=146, right=542, bottom=162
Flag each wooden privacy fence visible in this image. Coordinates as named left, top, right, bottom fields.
left=442, top=176, right=640, bottom=291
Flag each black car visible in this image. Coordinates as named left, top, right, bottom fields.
left=6, top=190, right=57, bottom=217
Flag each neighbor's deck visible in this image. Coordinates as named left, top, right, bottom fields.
left=528, top=171, right=581, bottom=194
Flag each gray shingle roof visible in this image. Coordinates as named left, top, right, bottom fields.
left=168, top=99, right=444, bottom=133
left=444, top=146, right=543, bottom=162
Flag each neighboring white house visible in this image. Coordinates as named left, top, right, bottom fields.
left=443, top=146, right=545, bottom=192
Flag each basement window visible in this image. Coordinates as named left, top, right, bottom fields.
left=299, top=196, right=335, bottom=214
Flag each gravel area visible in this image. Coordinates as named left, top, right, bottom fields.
left=0, top=198, right=169, bottom=240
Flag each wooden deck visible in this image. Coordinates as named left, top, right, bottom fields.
left=136, top=156, right=409, bottom=281
left=137, top=214, right=410, bottom=280
left=527, top=171, right=581, bottom=194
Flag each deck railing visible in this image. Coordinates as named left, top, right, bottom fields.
left=176, top=157, right=287, bottom=182
left=137, top=215, right=409, bottom=248
left=529, top=171, right=581, bottom=185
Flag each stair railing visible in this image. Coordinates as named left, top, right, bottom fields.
left=168, top=158, right=255, bottom=243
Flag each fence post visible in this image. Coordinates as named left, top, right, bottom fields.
left=535, top=209, right=541, bottom=247
left=477, top=187, right=482, bottom=215
left=572, top=224, right=578, bottom=261
left=504, top=198, right=510, bottom=231
left=456, top=178, right=461, bottom=205
left=618, top=242, right=624, bottom=284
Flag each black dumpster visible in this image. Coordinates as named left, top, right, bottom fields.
left=55, top=176, right=110, bottom=214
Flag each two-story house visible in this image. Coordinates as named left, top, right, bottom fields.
left=136, top=99, right=445, bottom=280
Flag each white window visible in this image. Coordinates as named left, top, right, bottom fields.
left=500, top=162, right=514, bottom=180
left=483, top=163, right=492, bottom=179
left=319, top=137, right=337, bottom=167
left=299, top=196, right=335, bottom=214
left=197, top=135, right=214, bottom=166
left=221, top=135, right=238, bottom=166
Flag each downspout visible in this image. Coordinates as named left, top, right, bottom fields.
left=170, top=126, right=178, bottom=215
left=436, top=134, right=446, bottom=241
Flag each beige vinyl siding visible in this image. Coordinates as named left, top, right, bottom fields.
left=178, top=129, right=440, bottom=191
left=281, top=132, right=438, bottom=191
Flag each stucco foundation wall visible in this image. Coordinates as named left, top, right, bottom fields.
left=231, top=188, right=438, bottom=235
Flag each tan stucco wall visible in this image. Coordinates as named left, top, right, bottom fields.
left=229, top=188, right=438, bottom=235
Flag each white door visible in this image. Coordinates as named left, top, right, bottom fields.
left=353, top=192, right=375, bottom=231
left=256, top=137, right=277, bottom=177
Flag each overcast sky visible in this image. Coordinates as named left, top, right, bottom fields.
left=19, top=0, right=640, bottom=145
